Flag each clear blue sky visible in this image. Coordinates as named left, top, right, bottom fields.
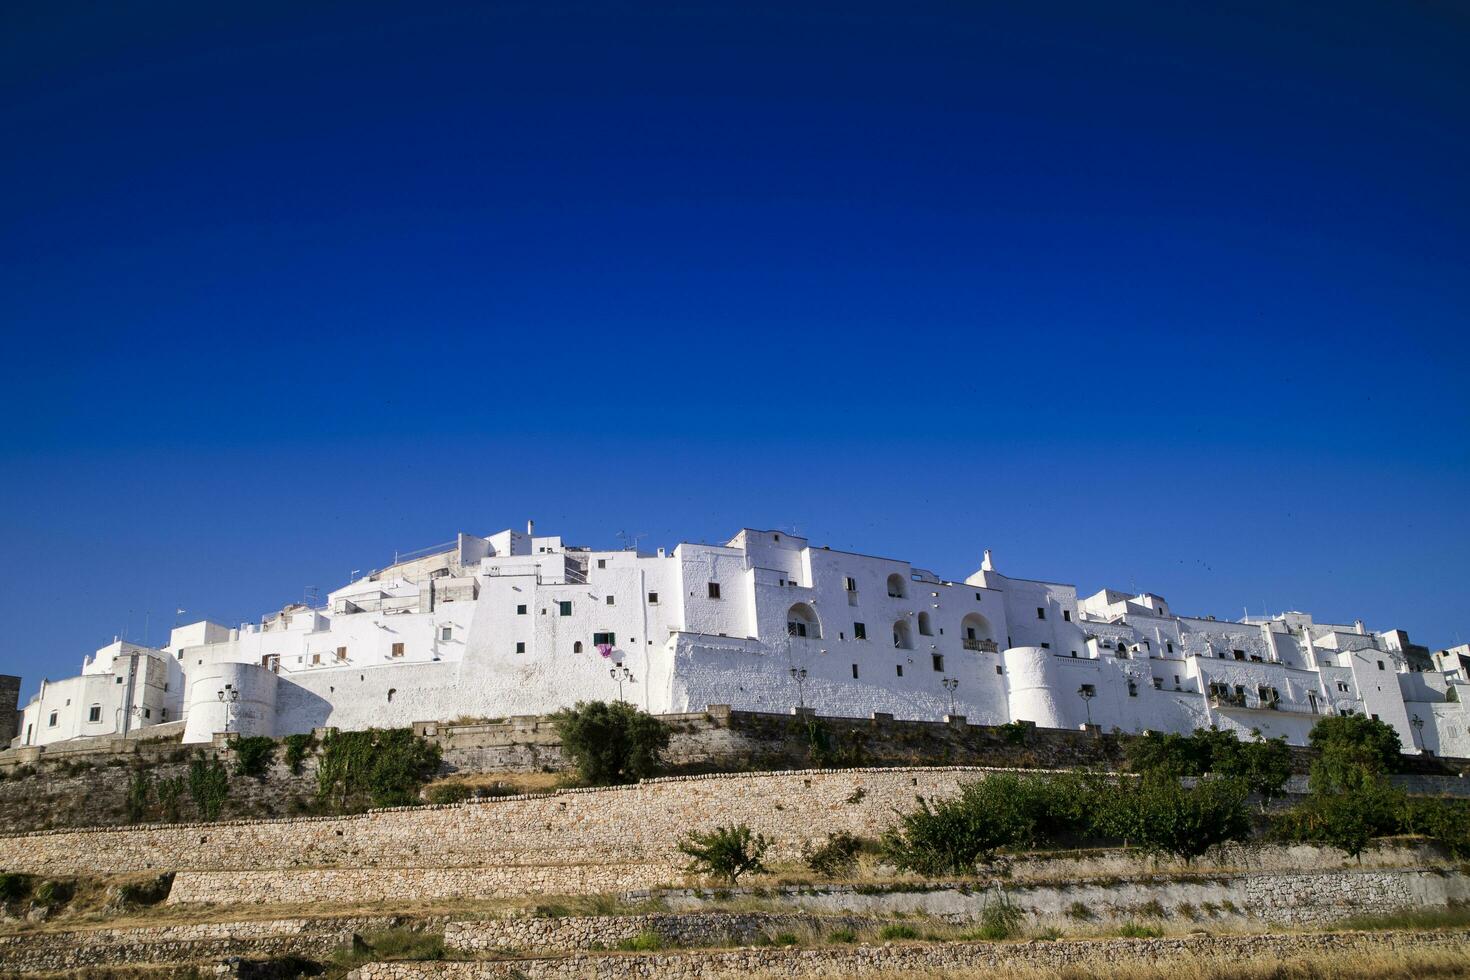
left=2, top=2, right=1467, bottom=692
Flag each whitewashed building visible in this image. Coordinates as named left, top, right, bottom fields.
left=13, top=525, right=1470, bottom=757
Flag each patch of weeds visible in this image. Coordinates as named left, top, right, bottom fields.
left=768, top=931, right=799, bottom=947
left=827, top=928, right=858, bottom=944
left=1065, top=900, right=1093, bottom=921
left=1200, top=901, right=1222, bottom=917
left=1220, top=899, right=1240, bottom=915
left=1033, top=926, right=1063, bottom=940
left=1177, top=902, right=1199, bottom=920
left=1136, top=899, right=1167, bottom=919
left=616, top=931, right=663, bottom=952
left=1115, top=921, right=1164, bottom=938
left=34, top=879, right=75, bottom=908
left=971, top=892, right=1025, bottom=941
left=878, top=924, right=920, bottom=941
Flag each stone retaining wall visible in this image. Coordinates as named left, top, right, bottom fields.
left=445, top=913, right=873, bottom=953
left=349, top=929, right=1470, bottom=979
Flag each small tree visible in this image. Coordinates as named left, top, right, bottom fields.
left=125, top=768, right=153, bottom=823
left=232, top=736, right=277, bottom=780
left=1308, top=715, right=1402, bottom=793
left=1272, top=780, right=1403, bottom=859
left=803, top=831, right=863, bottom=877
left=553, top=700, right=670, bottom=786
left=1213, top=734, right=1293, bottom=810
left=1125, top=731, right=1209, bottom=779
left=679, top=824, right=769, bottom=883
left=1123, top=775, right=1251, bottom=862
left=881, top=774, right=1042, bottom=875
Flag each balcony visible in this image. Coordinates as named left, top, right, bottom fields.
left=963, top=638, right=999, bottom=653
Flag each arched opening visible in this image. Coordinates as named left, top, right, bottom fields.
left=573, top=641, right=583, bottom=653
left=886, top=573, right=907, bottom=598
left=961, top=613, right=996, bottom=652
left=893, top=619, right=914, bottom=650
left=917, top=611, right=933, bottom=636
left=787, top=602, right=820, bottom=639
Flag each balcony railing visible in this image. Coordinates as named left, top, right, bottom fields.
left=963, top=638, right=999, bottom=653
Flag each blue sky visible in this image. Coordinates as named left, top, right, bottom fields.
left=1, top=2, right=1467, bottom=691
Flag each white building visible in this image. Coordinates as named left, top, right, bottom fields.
left=13, top=525, right=1470, bottom=757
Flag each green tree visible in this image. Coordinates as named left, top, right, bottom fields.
left=1272, top=780, right=1403, bottom=858
left=316, top=728, right=443, bottom=810
left=552, top=700, right=670, bottom=786
left=1308, top=715, right=1402, bottom=792
left=678, top=824, right=769, bottom=883
left=1213, top=734, right=1293, bottom=810
left=1125, top=731, right=1212, bottom=778
left=231, top=736, right=277, bottom=780
left=881, top=774, right=1044, bottom=875
left=1116, top=775, right=1251, bottom=862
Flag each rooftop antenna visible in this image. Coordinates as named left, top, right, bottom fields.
left=304, top=586, right=320, bottom=607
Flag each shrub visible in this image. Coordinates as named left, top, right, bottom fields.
left=803, top=831, right=863, bottom=877
left=769, top=931, right=799, bottom=946
left=617, top=931, right=663, bottom=951
left=678, top=824, right=769, bottom=883
left=125, top=769, right=153, bottom=823
left=1401, top=797, right=1470, bottom=859
left=552, top=701, right=669, bottom=786
left=1272, top=779, right=1404, bottom=858
left=827, top=928, right=858, bottom=943
left=34, top=879, right=74, bottom=908
left=1116, top=921, right=1163, bottom=938
left=187, top=756, right=230, bottom=821
left=878, top=924, right=920, bottom=940
left=0, top=873, right=30, bottom=903
left=1109, top=775, right=1250, bottom=861
left=232, top=736, right=276, bottom=779
left=283, top=732, right=317, bottom=774
left=116, top=873, right=173, bottom=906
left=1126, top=731, right=1211, bottom=778
left=316, top=728, right=443, bottom=810
left=156, top=776, right=186, bottom=822
left=1065, top=900, right=1093, bottom=921
left=425, top=782, right=474, bottom=805
left=1212, top=734, right=1293, bottom=809
left=881, top=774, right=1044, bottom=875
left=974, top=892, right=1024, bottom=940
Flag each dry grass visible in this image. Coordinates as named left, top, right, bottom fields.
left=736, top=947, right=1470, bottom=980
left=422, top=771, right=568, bottom=796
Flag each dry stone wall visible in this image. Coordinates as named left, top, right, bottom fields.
left=350, top=929, right=1470, bottom=979
left=445, top=913, right=874, bottom=954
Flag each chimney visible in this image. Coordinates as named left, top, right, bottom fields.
left=981, top=549, right=994, bottom=572
left=1354, top=619, right=1366, bottom=635
left=527, top=519, right=535, bottom=537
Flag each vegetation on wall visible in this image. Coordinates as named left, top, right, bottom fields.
left=315, top=728, right=442, bottom=810
left=552, top=700, right=669, bottom=785
left=283, top=732, right=318, bottom=774
left=231, top=736, right=277, bottom=779
left=188, top=756, right=230, bottom=821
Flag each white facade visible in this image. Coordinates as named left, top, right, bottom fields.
left=13, top=525, right=1470, bottom=757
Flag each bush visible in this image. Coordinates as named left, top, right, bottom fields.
left=125, top=768, right=153, bottom=823
left=617, top=930, right=663, bottom=951
left=316, top=728, right=443, bottom=810
left=1106, top=775, right=1250, bottom=861
left=881, top=774, right=1045, bottom=875
left=34, top=879, right=74, bottom=908
left=188, top=756, right=230, bottom=821
left=827, top=928, right=858, bottom=943
left=425, top=782, right=474, bottom=805
left=1126, top=731, right=1211, bottom=778
left=678, top=824, right=769, bottom=883
left=1401, top=797, right=1470, bottom=859
left=877, top=924, right=920, bottom=940
left=115, top=873, right=173, bottom=906
left=1309, top=715, right=1402, bottom=792
left=803, top=831, right=863, bottom=877
left=0, top=873, right=30, bottom=903
left=974, top=892, right=1024, bottom=940
left=1116, top=921, right=1163, bottom=938
left=1212, top=734, right=1293, bottom=809
left=156, top=776, right=186, bottom=822
left=552, top=701, right=670, bottom=786
left=232, top=736, right=277, bottom=779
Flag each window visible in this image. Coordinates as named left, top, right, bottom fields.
left=932, top=653, right=944, bottom=672
left=1371, top=713, right=1379, bottom=721
left=515, top=641, right=526, bottom=653
left=337, top=646, right=347, bottom=661
left=116, top=676, right=123, bottom=684
left=312, top=653, right=321, bottom=665
left=1041, top=642, right=1051, bottom=649
left=574, top=641, right=583, bottom=653
left=440, top=626, right=452, bottom=641
left=143, top=708, right=151, bottom=719
left=995, top=664, right=1003, bottom=674
left=391, top=643, right=404, bottom=658
left=606, top=595, right=615, bottom=605
left=1377, top=660, right=1385, bottom=671
left=648, top=592, right=659, bottom=604
left=1153, top=678, right=1163, bottom=690
left=853, top=622, right=867, bottom=640
left=1233, top=649, right=1246, bottom=661
left=1128, top=681, right=1138, bottom=697
left=1079, top=684, right=1096, bottom=697
left=851, top=664, right=860, bottom=679
left=975, top=592, right=983, bottom=601
left=1037, top=607, right=1046, bottom=620
left=707, top=582, right=721, bottom=599
left=598, top=559, right=607, bottom=569
left=88, top=705, right=101, bottom=722
left=1166, top=642, right=1174, bottom=654
left=387, top=688, right=396, bottom=703
left=48, top=711, right=58, bottom=727
left=844, top=577, right=857, bottom=592
left=896, top=664, right=904, bottom=677
left=559, top=601, right=573, bottom=616
left=593, top=631, right=616, bottom=646
left=517, top=604, right=527, bottom=615
left=1063, top=610, right=1071, bottom=622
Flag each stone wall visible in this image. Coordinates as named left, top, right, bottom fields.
left=0, top=676, right=19, bottom=747
left=349, top=929, right=1470, bottom=979
left=445, top=913, right=874, bottom=954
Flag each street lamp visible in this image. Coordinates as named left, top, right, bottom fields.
left=1411, top=714, right=1425, bottom=752
left=1077, top=685, right=1096, bottom=729
left=789, top=667, right=808, bottom=711
left=609, top=665, right=633, bottom=703
left=217, top=687, right=240, bottom=734
left=941, top=677, right=959, bottom=717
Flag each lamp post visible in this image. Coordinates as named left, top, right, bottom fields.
left=1411, top=714, right=1425, bottom=752
left=1077, top=685, right=1096, bottom=730
left=789, top=667, right=808, bottom=711
left=609, top=665, right=633, bottom=703
left=217, top=687, right=240, bottom=734
left=941, top=677, right=959, bottom=717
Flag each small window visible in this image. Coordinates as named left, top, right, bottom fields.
left=648, top=592, right=659, bottom=604
left=391, top=642, right=405, bottom=657
left=574, top=641, right=583, bottom=653
left=143, top=708, right=151, bottom=719
left=1166, top=642, right=1174, bottom=654
left=932, top=653, right=944, bottom=672
left=515, top=641, right=526, bottom=653
left=1153, top=677, right=1163, bottom=690
left=896, top=664, right=904, bottom=677
left=1041, top=642, right=1051, bottom=649
left=337, top=646, right=347, bottom=660
left=708, top=582, right=721, bottom=599
left=1233, top=650, right=1246, bottom=661
left=1063, top=610, right=1071, bottom=622
left=606, top=595, right=615, bottom=606
left=440, top=626, right=452, bottom=641
left=88, top=705, right=101, bottom=722
left=517, top=604, right=527, bottom=615
left=312, top=653, right=322, bottom=665
left=844, top=577, right=857, bottom=592
left=853, top=622, right=867, bottom=640
left=851, top=663, right=859, bottom=679
left=598, top=559, right=607, bottom=569
left=48, top=711, right=58, bottom=727
left=995, top=664, right=1003, bottom=674
left=116, top=676, right=124, bottom=684
left=559, top=601, right=573, bottom=616
left=1371, top=713, right=1379, bottom=721
left=1127, top=680, right=1138, bottom=697
left=975, top=592, right=983, bottom=601
left=1037, top=607, right=1046, bottom=620
left=387, top=688, right=396, bottom=703
left=593, top=631, right=617, bottom=646
left=1080, top=683, right=1097, bottom=697
left=1377, top=660, right=1385, bottom=671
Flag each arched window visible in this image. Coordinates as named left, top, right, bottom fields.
left=961, top=613, right=995, bottom=651
left=886, top=573, right=907, bottom=598
left=573, top=641, right=583, bottom=653
left=387, top=688, right=396, bottom=703
left=917, top=611, right=933, bottom=636
left=787, top=602, right=820, bottom=639
left=893, top=619, right=914, bottom=650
